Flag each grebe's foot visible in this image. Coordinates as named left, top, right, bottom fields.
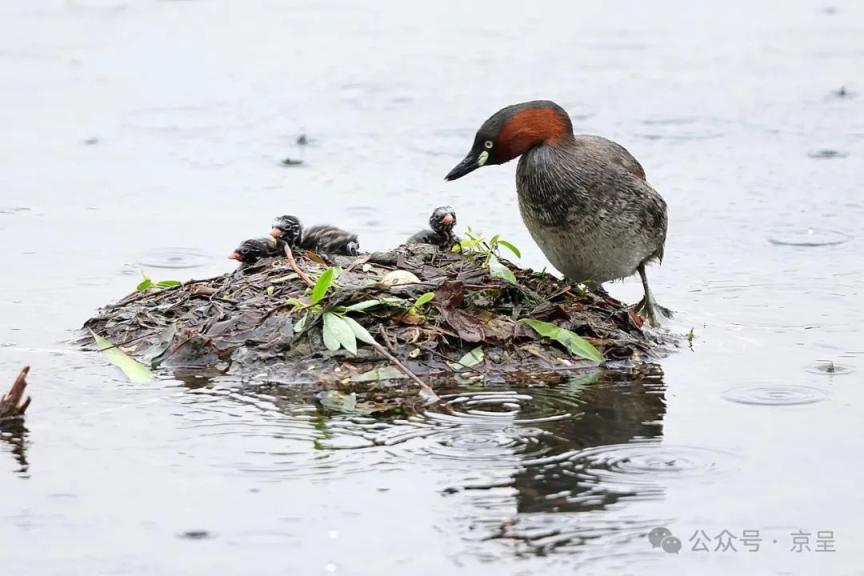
left=633, top=296, right=673, bottom=328
left=634, top=262, right=671, bottom=327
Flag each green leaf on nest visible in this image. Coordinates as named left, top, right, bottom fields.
left=342, top=316, right=376, bottom=345
left=488, top=254, right=517, bottom=284
left=519, top=318, right=604, bottom=363
left=294, top=312, right=309, bottom=333
left=453, top=237, right=483, bottom=252
left=413, top=292, right=436, bottom=308
left=344, top=299, right=382, bottom=313
left=311, top=267, right=335, bottom=305
left=449, top=346, right=484, bottom=372
left=497, top=240, right=521, bottom=258
left=353, top=365, right=407, bottom=382
left=323, top=312, right=357, bottom=354
left=90, top=329, right=154, bottom=383
left=321, top=319, right=340, bottom=351
left=136, top=272, right=180, bottom=292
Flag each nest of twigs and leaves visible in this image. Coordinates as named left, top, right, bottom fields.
left=83, top=240, right=672, bottom=408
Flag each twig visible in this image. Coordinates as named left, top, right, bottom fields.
left=1, top=366, right=31, bottom=419
left=365, top=339, right=439, bottom=404
left=546, top=286, right=573, bottom=301
left=86, top=328, right=161, bottom=353
left=377, top=324, right=398, bottom=354
left=283, top=245, right=315, bottom=288
left=260, top=302, right=295, bottom=322
left=344, top=254, right=372, bottom=274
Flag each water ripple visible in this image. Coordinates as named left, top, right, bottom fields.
left=570, top=442, right=735, bottom=483
left=807, top=361, right=854, bottom=375
left=387, top=387, right=598, bottom=465
left=166, top=369, right=669, bottom=493
left=768, top=228, right=852, bottom=247
left=503, top=441, right=739, bottom=511
left=723, top=385, right=828, bottom=406
left=175, top=384, right=392, bottom=480
left=138, top=247, right=211, bottom=269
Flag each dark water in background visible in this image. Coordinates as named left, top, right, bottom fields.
left=1, top=0, right=862, bottom=574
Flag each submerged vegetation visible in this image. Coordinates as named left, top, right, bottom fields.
left=84, top=240, right=672, bottom=410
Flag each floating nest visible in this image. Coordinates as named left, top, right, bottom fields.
left=83, top=244, right=673, bottom=407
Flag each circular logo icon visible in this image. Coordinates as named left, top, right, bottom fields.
left=661, top=536, right=682, bottom=554
left=648, top=527, right=672, bottom=548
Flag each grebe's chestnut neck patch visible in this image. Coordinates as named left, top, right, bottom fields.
left=445, top=100, right=573, bottom=181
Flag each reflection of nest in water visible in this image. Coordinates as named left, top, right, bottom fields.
left=83, top=244, right=671, bottom=403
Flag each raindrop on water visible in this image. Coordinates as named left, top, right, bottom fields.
left=723, top=385, right=828, bottom=406
left=138, top=247, right=210, bottom=269
left=768, top=228, right=852, bottom=247
left=806, top=361, right=854, bottom=376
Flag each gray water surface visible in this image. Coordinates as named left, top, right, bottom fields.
left=1, top=1, right=862, bottom=574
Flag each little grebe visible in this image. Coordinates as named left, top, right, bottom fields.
left=228, top=237, right=286, bottom=264
left=406, top=206, right=459, bottom=249
left=446, top=100, right=670, bottom=325
left=271, top=215, right=360, bottom=256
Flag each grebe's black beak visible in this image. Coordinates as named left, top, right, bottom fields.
left=445, top=150, right=484, bottom=181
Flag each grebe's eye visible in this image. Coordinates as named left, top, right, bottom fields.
left=484, top=140, right=494, bottom=149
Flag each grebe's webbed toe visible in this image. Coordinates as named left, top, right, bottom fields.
left=633, top=263, right=672, bottom=327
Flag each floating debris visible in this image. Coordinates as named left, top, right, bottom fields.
left=0, top=366, right=31, bottom=419
left=0, top=207, right=31, bottom=216
left=831, top=86, right=852, bottom=98
left=807, top=361, right=853, bottom=375
left=808, top=149, right=849, bottom=159
left=178, top=530, right=213, bottom=540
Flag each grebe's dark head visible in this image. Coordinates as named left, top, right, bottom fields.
left=270, top=215, right=303, bottom=247
left=445, top=100, right=573, bottom=181
left=228, top=237, right=277, bottom=263
left=429, top=206, right=456, bottom=234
